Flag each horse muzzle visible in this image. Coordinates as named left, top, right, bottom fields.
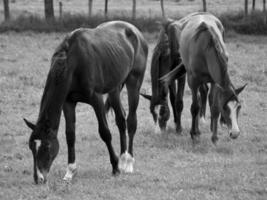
left=35, top=168, right=48, bottom=184
left=229, top=130, right=240, bottom=139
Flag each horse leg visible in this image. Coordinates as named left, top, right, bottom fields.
left=124, top=74, right=143, bottom=173
left=199, top=83, right=209, bottom=124
left=158, top=79, right=170, bottom=132
left=91, top=94, right=120, bottom=175
left=169, top=81, right=177, bottom=126
left=209, top=84, right=219, bottom=144
left=107, top=89, right=128, bottom=172
left=158, top=100, right=170, bottom=132
left=190, top=86, right=201, bottom=143
left=63, top=101, right=77, bottom=181
left=175, top=75, right=186, bottom=134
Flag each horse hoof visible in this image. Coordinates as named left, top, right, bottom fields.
left=119, top=151, right=134, bottom=173
left=211, top=136, right=218, bottom=144
left=192, top=135, right=201, bottom=145
left=176, top=126, right=183, bottom=135
left=63, top=163, right=77, bottom=182
left=112, top=168, right=120, bottom=176
left=119, top=153, right=127, bottom=171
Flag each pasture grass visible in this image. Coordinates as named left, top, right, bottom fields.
left=0, top=32, right=266, bottom=200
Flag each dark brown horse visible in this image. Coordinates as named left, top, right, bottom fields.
left=160, top=12, right=246, bottom=143
left=140, top=23, right=208, bottom=134
left=24, top=21, right=148, bottom=184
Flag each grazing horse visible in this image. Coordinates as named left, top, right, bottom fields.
left=160, top=12, right=246, bottom=143
left=140, top=21, right=208, bottom=134
left=23, top=21, right=148, bottom=184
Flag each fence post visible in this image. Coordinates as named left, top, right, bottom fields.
left=104, top=0, right=108, bottom=20
left=88, top=0, right=93, bottom=17
left=244, top=0, right=248, bottom=17
left=202, top=0, right=207, bottom=12
left=252, top=0, right=256, bottom=10
left=44, top=0, right=55, bottom=21
left=264, top=0, right=266, bottom=12
left=59, top=1, right=63, bottom=19
left=3, top=0, right=10, bottom=21
left=132, top=0, right=136, bottom=20
left=160, top=0, right=165, bottom=18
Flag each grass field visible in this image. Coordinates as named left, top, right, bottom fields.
left=0, top=31, right=266, bottom=200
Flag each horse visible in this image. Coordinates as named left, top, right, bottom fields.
left=160, top=12, right=246, bottom=143
left=23, top=21, right=148, bottom=184
left=140, top=21, right=208, bottom=134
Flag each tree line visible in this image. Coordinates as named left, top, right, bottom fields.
left=2, top=0, right=267, bottom=21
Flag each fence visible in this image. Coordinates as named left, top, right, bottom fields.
left=1, top=0, right=266, bottom=23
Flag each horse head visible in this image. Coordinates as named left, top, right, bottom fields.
left=140, top=28, right=171, bottom=125
left=217, top=84, right=247, bottom=139
left=24, top=118, right=59, bottom=184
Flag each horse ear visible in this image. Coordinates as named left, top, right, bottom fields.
left=140, top=93, right=152, bottom=101
left=235, top=83, right=247, bottom=95
left=23, top=118, right=36, bottom=130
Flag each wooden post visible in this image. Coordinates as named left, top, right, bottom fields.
left=59, top=1, right=63, bottom=18
left=244, top=0, right=248, bottom=17
left=104, top=0, right=108, bottom=19
left=160, top=0, right=165, bottom=18
left=3, top=0, right=10, bottom=21
left=252, top=0, right=256, bottom=10
left=263, top=0, right=266, bottom=12
left=88, top=0, right=93, bottom=17
left=202, top=0, right=207, bottom=12
left=44, top=0, right=55, bottom=21
left=132, top=0, right=136, bottom=20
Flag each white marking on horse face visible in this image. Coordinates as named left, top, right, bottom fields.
left=35, top=139, right=41, bottom=152
left=36, top=167, right=44, bottom=181
left=227, top=100, right=240, bottom=133
left=155, top=105, right=160, bottom=118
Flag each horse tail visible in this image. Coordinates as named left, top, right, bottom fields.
left=52, top=34, right=71, bottom=61
left=159, top=63, right=186, bottom=88
left=194, top=22, right=228, bottom=66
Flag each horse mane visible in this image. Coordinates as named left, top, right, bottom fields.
left=38, top=35, right=71, bottom=124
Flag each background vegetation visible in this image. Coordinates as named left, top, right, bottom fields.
left=0, top=0, right=267, bottom=34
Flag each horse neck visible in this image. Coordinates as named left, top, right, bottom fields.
left=37, top=70, right=70, bottom=131
left=205, top=47, right=233, bottom=91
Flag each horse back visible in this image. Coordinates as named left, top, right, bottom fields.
left=66, top=22, right=147, bottom=93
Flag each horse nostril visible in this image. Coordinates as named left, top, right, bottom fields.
left=39, top=176, right=44, bottom=183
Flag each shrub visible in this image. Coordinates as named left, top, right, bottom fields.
left=0, top=13, right=162, bottom=33
left=220, top=10, right=267, bottom=35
